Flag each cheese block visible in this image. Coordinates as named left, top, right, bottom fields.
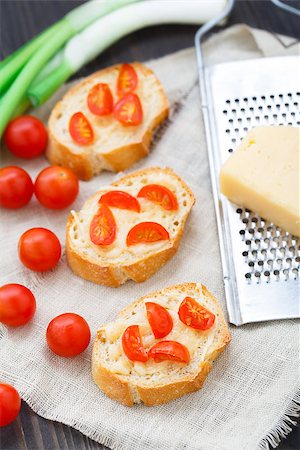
left=220, top=126, right=300, bottom=237
left=92, top=283, right=231, bottom=406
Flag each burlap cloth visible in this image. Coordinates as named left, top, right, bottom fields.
left=1, top=25, right=299, bottom=450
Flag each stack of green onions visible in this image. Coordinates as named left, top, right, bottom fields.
left=0, top=0, right=226, bottom=138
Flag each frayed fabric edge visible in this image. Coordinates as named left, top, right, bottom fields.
left=258, top=390, right=300, bottom=450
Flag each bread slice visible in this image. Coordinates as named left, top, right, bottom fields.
left=47, top=63, right=169, bottom=180
left=92, top=282, right=231, bottom=406
left=66, top=167, right=195, bottom=287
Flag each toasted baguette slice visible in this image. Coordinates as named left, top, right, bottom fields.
left=66, top=167, right=195, bottom=287
left=92, top=282, right=231, bottom=406
left=47, top=63, right=169, bottom=180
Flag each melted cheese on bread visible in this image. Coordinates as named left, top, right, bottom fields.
left=69, top=169, right=194, bottom=264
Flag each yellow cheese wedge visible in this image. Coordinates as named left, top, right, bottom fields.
left=220, top=126, right=300, bottom=237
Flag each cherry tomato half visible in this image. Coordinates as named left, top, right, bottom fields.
left=0, top=284, right=36, bottom=327
left=89, top=204, right=116, bottom=246
left=87, top=83, right=113, bottom=116
left=138, top=184, right=178, bottom=211
left=46, top=313, right=91, bottom=357
left=18, top=228, right=61, bottom=272
left=0, top=384, right=21, bottom=427
left=114, top=93, right=143, bottom=126
left=178, top=297, right=215, bottom=331
left=122, top=325, right=148, bottom=362
left=4, top=115, right=47, bottom=159
left=145, top=302, right=173, bottom=339
left=69, top=112, right=94, bottom=145
left=34, top=166, right=79, bottom=209
left=99, top=191, right=140, bottom=212
left=0, top=166, right=33, bottom=209
left=117, top=63, right=138, bottom=97
left=148, top=341, right=190, bottom=364
left=126, top=222, right=169, bottom=246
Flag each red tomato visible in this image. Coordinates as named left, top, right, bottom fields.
left=4, top=115, right=47, bottom=159
left=117, top=63, right=138, bottom=97
left=0, top=284, right=36, bottom=327
left=69, top=112, right=94, bottom=145
left=34, top=166, right=79, bottom=209
left=89, top=204, right=116, bottom=246
left=18, top=228, right=61, bottom=272
left=145, top=302, right=173, bottom=339
left=148, top=341, right=190, bottom=364
left=114, top=93, right=143, bottom=126
left=178, top=297, right=215, bottom=331
left=87, top=83, right=113, bottom=116
left=0, top=383, right=21, bottom=427
left=46, top=313, right=91, bottom=357
left=0, top=166, right=33, bottom=209
left=126, top=222, right=169, bottom=246
left=99, top=191, right=140, bottom=212
left=138, top=184, right=178, bottom=211
left=122, top=325, right=148, bottom=362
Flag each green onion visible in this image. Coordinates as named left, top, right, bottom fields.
left=0, top=0, right=139, bottom=136
left=28, top=0, right=226, bottom=107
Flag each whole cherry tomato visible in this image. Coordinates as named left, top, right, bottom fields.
left=148, top=341, right=190, bottom=364
left=122, top=325, right=148, bottom=362
left=0, top=166, right=33, bottom=209
left=0, top=383, right=21, bottom=427
left=99, top=191, right=140, bottom=212
left=126, top=222, right=169, bottom=246
left=46, top=313, right=91, bottom=357
left=146, top=302, right=173, bottom=339
left=138, top=184, right=178, bottom=211
left=0, top=284, right=36, bottom=327
left=18, top=228, right=61, bottom=272
left=4, top=115, right=47, bottom=159
left=178, top=297, right=215, bottom=331
left=34, top=166, right=79, bottom=209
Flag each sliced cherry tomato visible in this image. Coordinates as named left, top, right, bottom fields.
left=87, top=83, right=113, bottom=116
left=145, top=302, right=173, bottom=339
left=99, top=190, right=140, bottom=212
left=148, top=341, right=190, bottom=364
left=138, top=184, right=178, bottom=211
left=126, top=222, right=169, bottom=246
left=0, top=384, right=21, bottom=427
left=46, top=313, right=91, bottom=357
left=122, top=325, right=148, bottom=362
left=0, top=284, right=36, bottom=327
left=117, top=63, right=138, bottom=97
left=69, top=112, right=94, bottom=145
left=4, top=115, right=47, bottom=159
left=18, top=228, right=61, bottom=272
left=90, top=204, right=116, bottom=246
left=0, top=166, right=33, bottom=209
left=34, top=166, right=79, bottom=209
left=178, top=297, right=215, bottom=331
left=114, top=93, right=143, bottom=126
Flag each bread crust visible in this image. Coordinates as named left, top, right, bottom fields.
left=47, top=63, right=169, bottom=180
left=92, top=283, right=231, bottom=406
left=66, top=167, right=195, bottom=287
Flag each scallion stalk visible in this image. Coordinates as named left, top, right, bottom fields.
left=28, top=0, right=226, bottom=107
left=0, top=0, right=139, bottom=136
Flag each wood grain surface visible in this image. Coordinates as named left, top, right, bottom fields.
left=1, top=1, right=300, bottom=449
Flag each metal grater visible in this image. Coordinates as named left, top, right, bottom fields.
left=195, top=0, right=300, bottom=325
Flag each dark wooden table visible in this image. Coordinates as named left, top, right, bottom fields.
left=1, top=1, right=300, bottom=449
